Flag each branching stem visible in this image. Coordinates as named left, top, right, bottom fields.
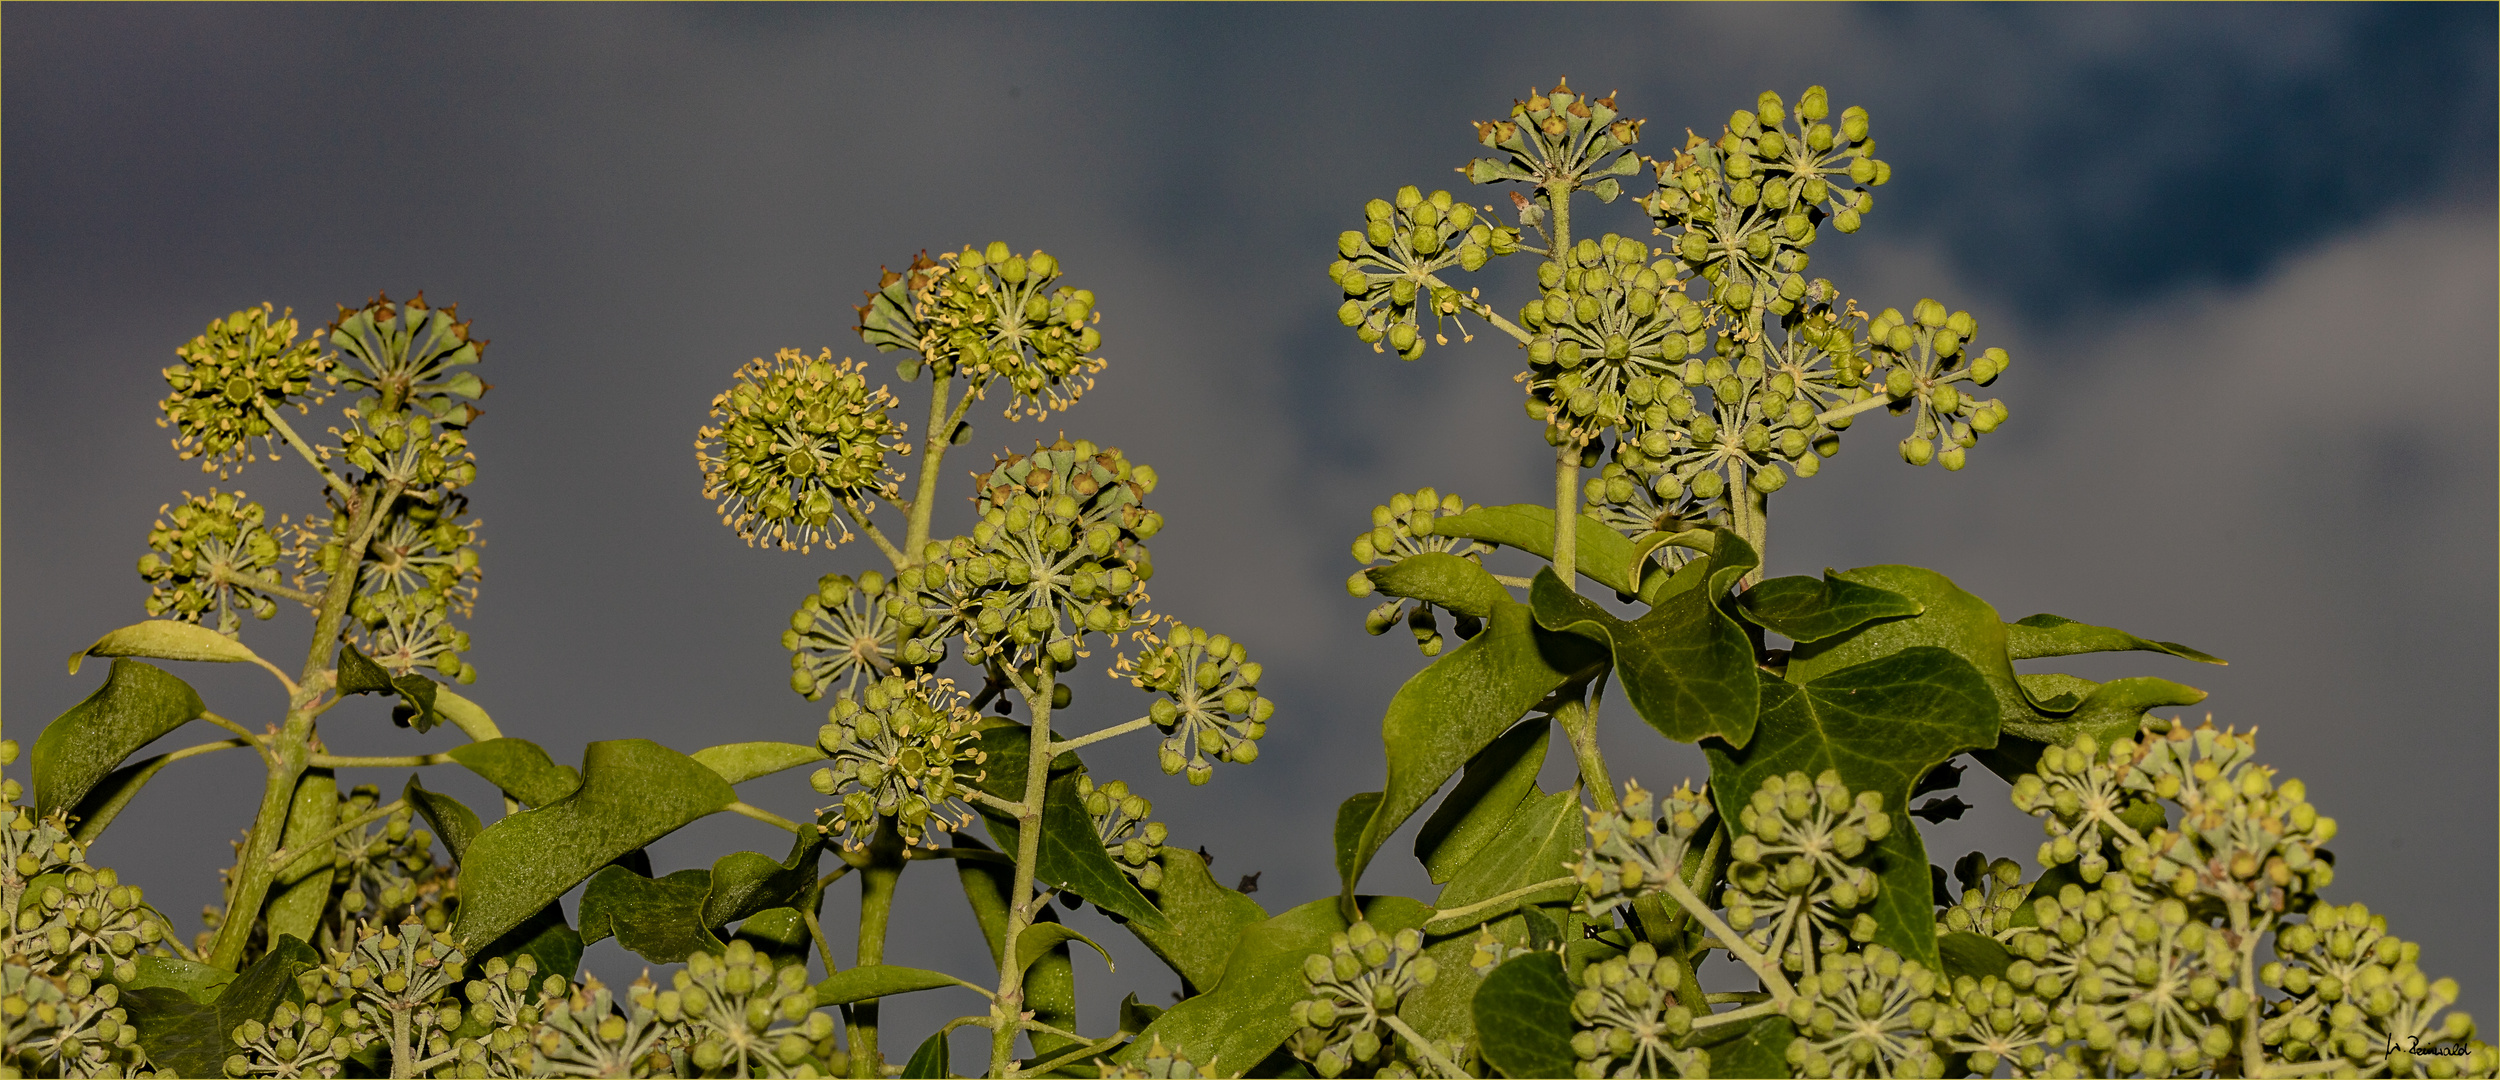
left=256, top=400, right=355, bottom=502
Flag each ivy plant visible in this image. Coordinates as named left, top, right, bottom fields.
left=2, top=77, right=2488, bottom=1080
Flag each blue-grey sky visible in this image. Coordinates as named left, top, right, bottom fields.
left=6, top=3, right=2493, bottom=1059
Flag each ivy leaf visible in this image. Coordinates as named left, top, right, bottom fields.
left=334, top=641, right=395, bottom=695
left=692, top=741, right=829, bottom=785
left=1473, top=951, right=1576, bottom=1079
left=69, top=749, right=186, bottom=844
left=1705, top=1014, right=1797, bottom=1078
left=984, top=773, right=1170, bottom=932
left=1014, top=921, right=1112, bottom=980
left=112, top=956, right=235, bottom=1005
left=702, top=829, right=825, bottom=929
left=403, top=776, right=484, bottom=862
left=1938, top=931, right=2013, bottom=982
left=475, top=901, right=585, bottom=984
left=1364, top=551, right=1509, bottom=619
left=730, top=908, right=812, bottom=966
left=1431, top=503, right=1648, bottom=599
left=1978, top=675, right=2210, bottom=783
left=1529, top=529, right=1761, bottom=746
left=430, top=686, right=502, bottom=742
left=124, top=935, right=319, bottom=1078
left=901, top=1029, right=950, bottom=1079
left=1118, top=896, right=1430, bottom=1073
left=68, top=620, right=264, bottom=675
left=1736, top=573, right=1924, bottom=643
left=1785, top=566, right=2034, bottom=738
left=972, top=721, right=1084, bottom=806
left=1414, top=721, right=1547, bottom=883
left=2005, top=614, right=2225, bottom=665
left=446, top=738, right=582, bottom=808
left=1401, top=912, right=1521, bottom=1056
left=1703, top=647, right=1998, bottom=969
left=35, top=659, right=203, bottom=818
left=814, top=965, right=987, bottom=1007
left=1116, top=845, right=1267, bottom=994
left=577, top=866, right=721, bottom=963
left=1334, top=791, right=1384, bottom=891
left=1342, top=599, right=1604, bottom=901
left=1425, top=789, right=1580, bottom=936
left=452, top=739, right=737, bottom=950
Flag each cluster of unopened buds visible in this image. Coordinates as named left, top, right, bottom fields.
left=331, top=407, right=478, bottom=489
left=324, top=785, right=452, bottom=933
left=784, top=572, right=900, bottom=701
left=1644, top=86, right=1884, bottom=322
left=695, top=348, right=903, bottom=554
left=1723, top=769, right=1888, bottom=974
left=1, top=960, right=148, bottom=1078
left=1075, top=775, right=1168, bottom=892
left=810, top=674, right=985, bottom=848
left=1517, top=233, right=1700, bottom=447
left=1937, top=852, right=2031, bottom=939
left=226, top=997, right=372, bottom=1078
left=336, top=496, right=483, bottom=681
left=2118, top=721, right=2336, bottom=911
left=1345, top=489, right=1486, bottom=655
left=2261, top=902, right=2490, bottom=1078
left=927, top=243, right=1104, bottom=418
left=1331, top=185, right=1509, bottom=359
left=1867, top=300, right=2007, bottom=471
left=1570, top=941, right=1699, bottom=1079
left=667, top=942, right=840, bottom=1078
left=138, top=489, right=284, bottom=633
left=1287, top=922, right=1443, bottom=1079
left=1571, top=779, right=1714, bottom=924
left=1780, top=943, right=1952, bottom=1078
left=158, top=303, right=330, bottom=475
left=526, top=970, right=692, bottom=1079
left=1125, top=622, right=1269, bottom=785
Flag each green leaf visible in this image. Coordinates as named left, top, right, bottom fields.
left=1117, top=845, right=1267, bottom=994
left=1431, top=503, right=1647, bottom=599
left=390, top=673, right=442, bottom=733
left=1473, top=951, right=1575, bottom=1079
left=1979, top=676, right=2210, bottom=784
left=901, top=1029, right=950, bottom=1079
left=1703, top=648, right=1998, bottom=969
left=1014, top=921, right=1111, bottom=980
left=972, top=721, right=1083, bottom=807
left=113, top=955, right=234, bottom=1005
left=1706, top=1015, right=1797, bottom=1078
left=125, top=936, right=319, bottom=1078
left=1529, top=530, right=1761, bottom=746
left=1401, top=912, right=1518, bottom=1055
left=35, top=659, right=203, bottom=818
left=1344, top=599, right=1604, bottom=900
left=577, top=866, right=722, bottom=963
left=1737, top=573, right=1924, bottom=643
left=69, top=750, right=185, bottom=844
left=814, top=965, right=987, bottom=1007
left=1937, top=931, right=2013, bottom=982
left=69, top=620, right=264, bottom=674
left=452, top=739, right=737, bottom=950
left=446, top=738, right=583, bottom=808
left=731, top=907, right=812, bottom=966
left=1785, top=566, right=2031, bottom=739
left=692, top=741, right=829, bottom=785
left=701, top=834, right=824, bottom=929
left=1426, top=789, right=1580, bottom=935
left=432, top=686, right=503, bottom=741
left=403, top=776, right=484, bottom=862
left=1036, top=773, right=1168, bottom=931
left=1414, top=721, right=1547, bottom=883
left=1119, top=896, right=1430, bottom=1073
left=1364, top=552, right=1508, bottom=619
left=476, top=901, right=585, bottom=984
left=335, top=641, right=395, bottom=695
left=1334, top=791, right=1383, bottom=891
left=2005, top=613, right=2225, bottom=665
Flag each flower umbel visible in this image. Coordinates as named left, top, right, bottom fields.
left=140, top=489, right=287, bottom=634
left=157, top=303, right=330, bottom=476
left=810, top=674, right=986, bottom=848
left=696, top=348, right=904, bottom=553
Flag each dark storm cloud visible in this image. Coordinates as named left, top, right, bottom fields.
left=7, top=3, right=2491, bottom=1053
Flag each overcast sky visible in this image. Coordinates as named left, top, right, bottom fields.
left=6, top=3, right=2493, bottom=1057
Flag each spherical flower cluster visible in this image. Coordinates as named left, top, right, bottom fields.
left=1075, top=775, right=1169, bottom=892
left=157, top=303, right=330, bottom=476
left=323, top=786, right=453, bottom=942
left=784, top=572, right=900, bottom=702
left=1781, top=944, right=1952, bottom=1078
left=2069, top=890, right=2241, bottom=1076
left=1571, top=779, right=1714, bottom=924
left=695, top=348, right=904, bottom=554
left=1, top=959, right=148, bottom=1078
left=1643, top=87, right=1885, bottom=326
left=525, top=971, right=691, bottom=1079
left=12, top=864, right=163, bottom=986
left=1125, top=622, right=1270, bottom=786
left=888, top=440, right=1157, bottom=670
left=1516, top=233, right=1700, bottom=446
left=1570, top=941, right=1699, bottom=1079
left=332, top=406, right=479, bottom=490
left=666, top=942, right=837, bottom=1079
left=1330, top=186, right=1510, bottom=360
left=1466, top=79, right=1646, bottom=208
left=1938, top=852, right=2031, bottom=939
left=2260, top=903, right=2490, bottom=1078
left=1287, top=921, right=1441, bottom=1079
left=139, top=489, right=286, bottom=634
left=305, top=494, right=481, bottom=682
left=810, top=675, right=986, bottom=849
left=1724, top=770, right=1888, bottom=976
left=2010, top=732, right=2156, bottom=884
left=2118, top=721, right=2335, bottom=913
left=860, top=244, right=1105, bottom=419
left=1866, top=300, right=2008, bottom=471
left=227, top=996, right=372, bottom=1079
left=1940, top=973, right=2058, bottom=1077
left=326, top=293, right=488, bottom=427
left=323, top=920, right=469, bottom=1066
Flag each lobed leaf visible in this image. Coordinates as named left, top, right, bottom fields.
left=1705, top=1014, right=1798, bottom=1078
left=1117, top=845, right=1267, bottom=994
left=446, top=738, right=582, bottom=808
left=1529, top=530, right=1760, bottom=746
left=35, top=659, right=204, bottom=818
left=577, top=866, right=721, bottom=963
left=124, top=935, right=319, bottom=1076
left=1736, top=572, right=1923, bottom=643
left=1425, top=788, right=1580, bottom=936
left=2005, top=613, right=2224, bottom=665
left=1937, top=930, right=2013, bottom=982
left=1118, top=896, right=1430, bottom=1073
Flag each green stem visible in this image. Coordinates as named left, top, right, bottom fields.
left=1552, top=447, right=1580, bottom=588
left=841, top=499, right=908, bottom=571
left=1048, top=715, right=1154, bottom=755
left=903, top=371, right=957, bottom=561
left=256, top=400, right=354, bottom=502
left=1555, top=693, right=1614, bottom=813
left=390, top=1001, right=414, bottom=1079
left=851, top=821, right=905, bottom=1079
left=1380, top=1014, right=1466, bottom=1079
left=306, top=752, right=455, bottom=769
left=2232, top=896, right=2267, bottom=1077
left=1429, top=875, right=1577, bottom=928
left=266, top=797, right=405, bottom=873
left=211, top=567, right=318, bottom=606
left=1735, top=481, right=1767, bottom=588
left=1689, top=997, right=1784, bottom=1032
left=727, top=801, right=803, bottom=833
left=990, top=665, right=1058, bottom=1079
left=1660, top=870, right=1791, bottom=1003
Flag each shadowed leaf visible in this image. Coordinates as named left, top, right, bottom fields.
left=1364, top=551, right=1509, bottom=619
left=1426, top=789, right=1580, bottom=935
left=2006, top=613, right=2223, bottom=665
left=35, top=659, right=203, bottom=818
left=1414, top=720, right=1547, bottom=883
left=1530, top=530, right=1760, bottom=746
left=1474, top=951, right=1575, bottom=1079
left=1737, top=572, right=1923, bottom=643
left=1118, top=845, right=1267, bottom=994
left=1119, top=896, right=1430, bottom=1073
